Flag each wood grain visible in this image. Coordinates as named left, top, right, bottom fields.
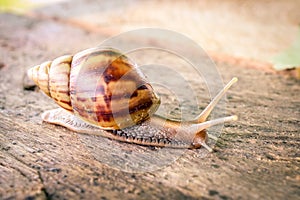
left=0, top=8, right=299, bottom=200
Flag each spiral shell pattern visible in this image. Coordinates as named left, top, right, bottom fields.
left=28, top=47, right=160, bottom=129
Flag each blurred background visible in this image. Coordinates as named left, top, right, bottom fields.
left=1, top=0, right=300, bottom=76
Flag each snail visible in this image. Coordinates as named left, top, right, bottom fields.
left=27, top=47, right=238, bottom=151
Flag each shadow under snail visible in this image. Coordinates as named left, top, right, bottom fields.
left=27, top=47, right=238, bottom=152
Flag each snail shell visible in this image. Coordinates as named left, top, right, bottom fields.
left=28, top=47, right=160, bottom=130
left=28, top=47, right=238, bottom=150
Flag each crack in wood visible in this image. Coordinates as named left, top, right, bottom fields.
left=38, top=170, right=52, bottom=200
left=0, top=62, right=4, bottom=70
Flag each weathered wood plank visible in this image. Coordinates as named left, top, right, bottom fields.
left=0, top=11, right=299, bottom=200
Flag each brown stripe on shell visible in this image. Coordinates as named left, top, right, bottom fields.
left=52, top=97, right=71, bottom=105
left=52, top=97, right=73, bottom=111
left=73, top=98, right=154, bottom=120
left=49, top=89, right=69, bottom=95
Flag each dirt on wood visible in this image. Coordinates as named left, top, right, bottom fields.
left=0, top=1, right=299, bottom=199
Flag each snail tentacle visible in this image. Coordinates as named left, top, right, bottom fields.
left=195, top=77, right=238, bottom=123
left=187, top=115, right=238, bottom=134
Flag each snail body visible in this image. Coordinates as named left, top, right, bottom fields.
left=28, top=47, right=237, bottom=151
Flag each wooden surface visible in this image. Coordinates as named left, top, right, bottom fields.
left=0, top=1, right=300, bottom=199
